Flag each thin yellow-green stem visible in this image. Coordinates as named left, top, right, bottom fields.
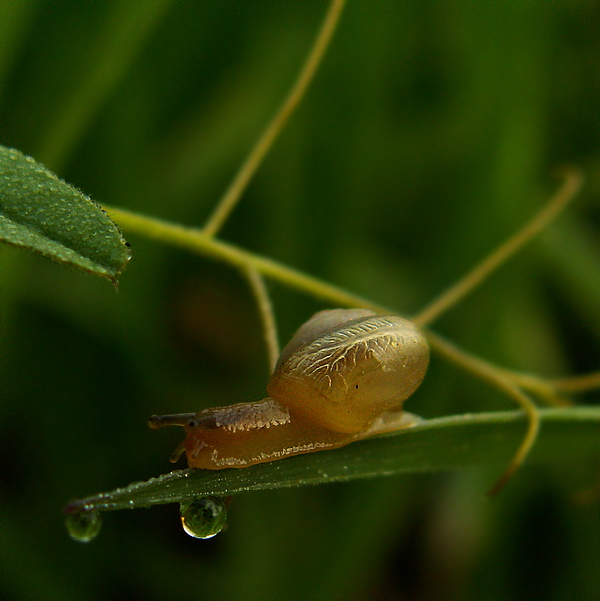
left=242, top=265, right=280, bottom=373
left=425, top=330, right=540, bottom=496
left=106, top=205, right=384, bottom=313
left=551, top=371, right=600, bottom=393
left=413, top=169, right=584, bottom=328
left=202, top=0, right=347, bottom=238
left=490, top=363, right=598, bottom=407
left=498, top=372, right=571, bottom=407
left=107, top=204, right=600, bottom=399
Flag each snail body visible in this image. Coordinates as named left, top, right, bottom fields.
left=150, top=309, right=429, bottom=469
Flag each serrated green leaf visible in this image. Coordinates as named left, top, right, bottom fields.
left=65, top=407, right=600, bottom=514
left=0, top=145, right=130, bottom=282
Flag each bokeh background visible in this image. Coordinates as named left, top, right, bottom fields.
left=1, top=1, right=599, bottom=600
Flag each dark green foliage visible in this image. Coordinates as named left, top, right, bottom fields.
left=0, top=2, right=598, bottom=600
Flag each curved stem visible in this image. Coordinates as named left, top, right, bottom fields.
left=242, top=265, right=280, bottom=373
left=425, top=330, right=540, bottom=496
left=499, top=372, right=571, bottom=407
left=107, top=204, right=600, bottom=398
left=106, top=205, right=385, bottom=313
left=413, top=169, right=583, bottom=328
left=551, top=371, right=600, bottom=393
left=202, top=0, right=347, bottom=238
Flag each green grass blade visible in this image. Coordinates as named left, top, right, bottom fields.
left=0, top=146, right=130, bottom=282
left=65, top=407, right=600, bottom=513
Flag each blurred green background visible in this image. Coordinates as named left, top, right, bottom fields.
left=1, top=1, right=599, bottom=600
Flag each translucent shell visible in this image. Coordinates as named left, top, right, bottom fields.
left=267, top=309, right=429, bottom=434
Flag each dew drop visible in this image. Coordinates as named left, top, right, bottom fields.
left=65, top=508, right=102, bottom=543
left=180, top=496, right=228, bottom=540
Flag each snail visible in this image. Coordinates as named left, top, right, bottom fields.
left=149, top=308, right=429, bottom=469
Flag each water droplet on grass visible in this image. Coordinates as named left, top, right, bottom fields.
left=180, top=497, right=228, bottom=539
left=65, top=508, right=102, bottom=542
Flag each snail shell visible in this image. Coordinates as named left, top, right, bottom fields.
left=268, top=309, right=429, bottom=434
left=149, top=309, right=429, bottom=469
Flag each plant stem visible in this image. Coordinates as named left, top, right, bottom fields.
left=242, top=265, right=280, bottom=373
left=425, top=330, right=540, bottom=496
left=202, top=0, right=348, bottom=238
left=413, top=169, right=583, bottom=328
left=551, top=371, right=600, bottom=393
left=106, top=205, right=383, bottom=312
left=107, top=203, right=600, bottom=399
